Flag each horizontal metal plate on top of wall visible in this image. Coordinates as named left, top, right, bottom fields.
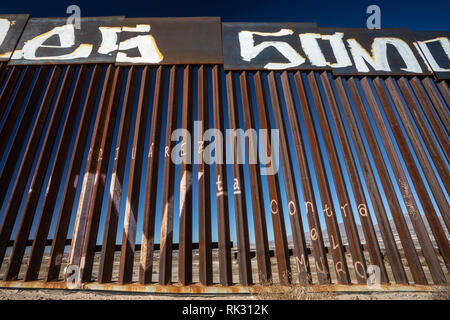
left=0, top=14, right=29, bottom=61
left=116, top=17, right=223, bottom=65
left=222, top=23, right=437, bottom=77
left=9, top=16, right=125, bottom=65
left=327, top=28, right=433, bottom=76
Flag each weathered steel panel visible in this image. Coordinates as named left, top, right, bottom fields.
left=321, top=73, right=388, bottom=283
left=252, top=71, right=290, bottom=285
left=225, top=71, right=253, bottom=286
left=293, top=72, right=347, bottom=284
left=222, top=22, right=318, bottom=70
left=334, top=77, right=408, bottom=284
left=367, top=77, right=445, bottom=284
left=413, top=31, right=450, bottom=79
left=116, top=17, right=223, bottom=65
left=309, top=71, right=367, bottom=284
left=139, top=66, right=166, bottom=285
left=179, top=66, right=194, bottom=285
left=197, top=65, right=213, bottom=286
left=9, top=17, right=124, bottom=65
left=159, top=66, right=179, bottom=285
left=223, top=24, right=432, bottom=75
left=119, top=66, right=150, bottom=284
left=266, top=71, right=315, bottom=284
left=0, top=14, right=29, bottom=61
left=238, top=71, right=272, bottom=284
left=212, top=65, right=233, bottom=286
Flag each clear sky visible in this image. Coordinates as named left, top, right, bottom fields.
left=0, top=0, right=449, bottom=30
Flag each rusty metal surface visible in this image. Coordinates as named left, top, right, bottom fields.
left=394, top=78, right=450, bottom=196
left=0, top=66, right=35, bottom=168
left=24, top=66, right=77, bottom=281
left=95, top=67, right=129, bottom=283
left=0, top=61, right=449, bottom=293
left=366, top=77, right=445, bottom=284
left=119, top=66, right=150, bottom=284
left=225, top=71, right=253, bottom=285
left=80, top=66, right=124, bottom=283
left=178, top=66, right=194, bottom=285
left=46, top=65, right=102, bottom=281
left=267, top=71, right=315, bottom=284
left=371, top=77, right=450, bottom=272
left=436, top=80, right=450, bottom=107
left=10, top=17, right=124, bottom=65
left=320, top=73, right=388, bottom=283
left=1, top=280, right=446, bottom=294
left=0, top=15, right=29, bottom=61
left=0, top=62, right=6, bottom=87
left=139, top=66, right=166, bottom=284
left=301, top=71, right=351, bottom=284
left=348, top=77, right=427, bottom=285
left=386, top=79, right=450, bottom=235
left=116, top=18, right=223, bottom=65
left=252, top=71, right=291, bottom=285
left=0, top=66, right=48, bottom=266
left=313, top=71, right=367, bottom=284
left=239, top=71, right=272, bottom=284
left=409, top=77, right=450, bottom=162
left=334, top=77, right=408, bottom=284
left=68, top=65, right=118, bottom=282
left=4, top=66, right=63, bottom=280
left=421, top=77, right=450, bottom=135
left=0, top=67, right=22, bottom=121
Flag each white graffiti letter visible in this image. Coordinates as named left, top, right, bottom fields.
left=65, top=265, right=81, bottom=289
left=347, top=37, right=422, bottom=73
left=12, top=24, right=92, bottom=61
left=299, top=32, right=352, bottom=68
left=116, top=25, right=163, bottom=64
left=238, top=29, right=305, bottom=70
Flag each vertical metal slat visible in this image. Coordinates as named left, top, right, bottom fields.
left=45, top=65, right=103, bottom=281
left=139, top=66, right=166, bottom=284
left=24, top=65, right=77, bottom=281
left=159, top=66, right=179, bottom=285
left=225, top=71, right=253, bottom=285
left=239, top=71, right=272, bottom=284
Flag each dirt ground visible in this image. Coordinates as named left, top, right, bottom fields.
left=0, top=287, right=448, bottom=300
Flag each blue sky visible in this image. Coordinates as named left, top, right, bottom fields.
left=0, top=0, right=450, bottom=30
